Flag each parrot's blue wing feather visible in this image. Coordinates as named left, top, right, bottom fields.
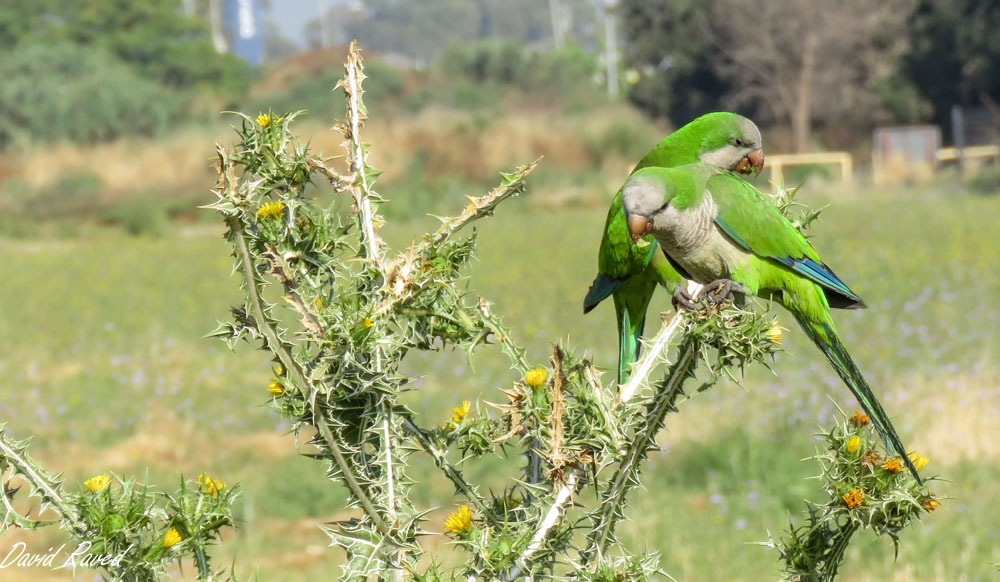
left=712, top=182, right=865, bottom=308
left=583, top=274, right=625, bottom=314
left=788, top=258, right=861, bottom=304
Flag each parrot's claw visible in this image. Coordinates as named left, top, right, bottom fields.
left=702, top=279, right=746, bottom=305
left=671, top=286, right=698, bottom=311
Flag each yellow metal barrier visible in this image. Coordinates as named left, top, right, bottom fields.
left=936, top=145, right=1000, bottom=162
left=765, top=152, right=853, bottom=184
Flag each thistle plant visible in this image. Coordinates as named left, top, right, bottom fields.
left=0, top=425, right=239, bottom=581
left=766, top=411, right=939, bottom=582
left=0, top=42, right=941, bottom=582
left=205, top=42, right=791, bottom=580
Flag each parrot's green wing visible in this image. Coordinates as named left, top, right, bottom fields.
left=583, top=191, right=662, bottom=311
left=706, top=173, right=865, bottom=308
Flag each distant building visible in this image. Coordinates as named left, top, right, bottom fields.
left=872, top=125, right=940, bottom=184
left=222, top=0, right=263, bottom=65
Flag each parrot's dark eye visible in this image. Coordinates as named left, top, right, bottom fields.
left=732, top=137, right=744, bottom=147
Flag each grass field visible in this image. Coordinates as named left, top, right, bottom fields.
left=1, top=164, right=998, bottom=580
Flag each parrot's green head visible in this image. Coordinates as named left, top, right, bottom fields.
left=685, top=112, right=764, bottom=175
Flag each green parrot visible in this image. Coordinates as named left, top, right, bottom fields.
left=619, top=163, right=920, bottom=481
left=583, top=112, right=764, bottom=383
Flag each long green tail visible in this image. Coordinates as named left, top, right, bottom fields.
left=612, top=273, right=660, bottom=384
left=798, top=317, right=920, bottom=482
left=614, top=294, right=646, bottom=385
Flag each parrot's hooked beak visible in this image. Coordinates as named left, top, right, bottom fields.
left=627, top=214, right=651, bottom=243
left=735, top=149, right=765, bottom=175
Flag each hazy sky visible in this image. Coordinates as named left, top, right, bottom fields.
left=268, top=0, right=348, bottom=47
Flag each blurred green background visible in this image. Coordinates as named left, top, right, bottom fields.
left=1, top=1, right=998, bottom=580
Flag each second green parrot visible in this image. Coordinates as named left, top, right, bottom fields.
left=583, top=112, right=764, bottom=383
left=619, top=163, right=920, bottom=481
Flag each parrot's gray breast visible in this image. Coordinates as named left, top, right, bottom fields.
left=650, top=191, right=751, bottom=282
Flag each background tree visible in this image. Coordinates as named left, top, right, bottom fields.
left=904, top=0, right=1000, bottom=132
left=618, top=0, right=730, bottom=123
left=705, top=0, right=915, bottom=152
left=0, top=0, right=250, bottom=148
left=1, top=0, right=248, bottom=98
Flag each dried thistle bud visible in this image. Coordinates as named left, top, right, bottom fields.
left=881, top=457, right=905, bottom=474
left=842, top=488, right=864, bottom=509
left=861, top=448, right=883, bottom=466
left=849, top=411, right=870, bottom=427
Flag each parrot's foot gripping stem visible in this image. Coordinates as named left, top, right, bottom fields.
left=672, top=279, right=746, bottom=312
left=702, top=278, right=746, bottom=304
left=671, top=285, right=698, bottom=311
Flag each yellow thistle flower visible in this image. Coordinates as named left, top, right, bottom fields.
left=198, top=473, right=226, bottom=497
left=267, top=378, right=284, bottom=396
left=881, top=457, right=904, bottom=473
left=450, top=400, right=471, bottom=427
left=83, top=474, right=110, bottom=493
left=842, top=488, right=864, bottom=509
left=908, top=451, right=930, bottom=472
left=845, top=436, right=861, bottom=454
left=162, top=528, right=183, bottom=548
left=257, top=201, right=285, bottom=221
left=274, top=364, right=284, bottom=376
left=363, top=317, right=374, bottom=329
left=524, top=368, right=547, bottom=388
left=315, top=297, right=323, bottom=310
left=256, top=113, right=272, bottom=127
left=861, top=448, right=882, bottom=466
left=444, top=505, right=473, bottom=534
left=849, top=411, right=870, bottom=427
left=766, top=323, right=783, bottom=345
left=922, top=497, right=939, bottom=512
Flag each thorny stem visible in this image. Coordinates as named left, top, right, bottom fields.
left=372, top=163, right=538, bottom=319
left=619, top=282, right=703, bottom=403
left=401, top=418, right=500, bottom=524
left=0, top=434, right=83, bottom=535
left=476, top=300, right=530, bottom=371
left=822, top=522, right=859, bottom=582
left=227, top=217, right=304, bottom=397
left=341, top=40, right=383, bottom=270
left=586, top=341, right=699, bottom=562
left=341, top=40, right=408, bottom=577
left=427, top=160, right=540, bottom=246
left=526, top=471, right=579, bottom=556
left=227, top=215, right=391, bottom=537
left=383, top=413, right=396, bottom=523
left=501, top=283, right=703, bottom=580
left=311, top=409, right=392, bottom=536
